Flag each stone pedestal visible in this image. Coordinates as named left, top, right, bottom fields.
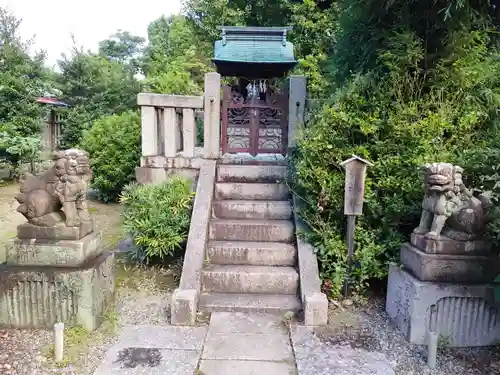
left=386, top=263, right=500, bottom=347
left=1, top=230, right=115, bottom=331
left=400, top=243, right=500, bottom=284
left=5, top=231, right=103, bottom=267
left=0, top=252, right=115, bottom=331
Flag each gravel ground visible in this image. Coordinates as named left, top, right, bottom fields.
left=316, top=297, right=500, bottom=375
left=0, top=184, right=181, bottom=375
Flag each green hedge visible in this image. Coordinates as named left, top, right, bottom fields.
left=81, top=111, right=141, bottom=202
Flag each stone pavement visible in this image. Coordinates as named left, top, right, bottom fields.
left=94, top=312, right=396, bottom=375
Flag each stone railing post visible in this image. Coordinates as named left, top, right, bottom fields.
left=136, top=93, right=204, bottom=185
left=141, top=106, right=158, bottom=157
left=288, top=75, right=307, bottom=150
left=203, top=72, right=221, bottom=159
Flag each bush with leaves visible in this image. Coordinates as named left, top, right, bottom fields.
left=120, top=177, right=195, bottom=265
left=80, top=111, right=141, bottom=202
left=291, top=27, right=500, bottom=298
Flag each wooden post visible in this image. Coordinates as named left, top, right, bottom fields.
left=340, top=154, right=374, bottom=297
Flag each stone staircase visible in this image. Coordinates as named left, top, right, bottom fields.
left=198, top=163, right=302, bottom=313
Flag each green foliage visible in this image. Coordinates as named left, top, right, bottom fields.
left=142, top=15, right=211, bottom=94
left=98, top=30, right=145, bottom=73
left=120, top=178, right=194, bottom=265
left=81, top=111, right=141, bottom=202
left=0, top=7, right=51, bottom=165
left=57, top=47, right=141, bottom=147
left=292, top=24, right=500, bottom=297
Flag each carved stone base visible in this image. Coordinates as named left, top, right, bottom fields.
left=410, top=233, right=491, bottom=255
left=401, top=243, right=500, bottom=284
left=17, top=220, right=93, bottom=240
left=5, top=231, right=103, bottom=267
left=386, top=263, right=500, bottom=347
left=0, top=252, right=115, bottom=331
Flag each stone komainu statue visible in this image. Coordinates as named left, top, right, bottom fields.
left=15, top=149, right=92, bottom=228
left=413, top=162, right=492, bottom=241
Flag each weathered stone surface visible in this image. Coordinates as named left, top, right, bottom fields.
left=215, top=182, right=289, bottom=200
left=178, top=160, right=216, bottom=291
left=201, top=264, right=298, bottom=294
left=410, top=233, right=491, bottom=255
left=209, top=219, right=295, bottom=243
left=113, top=325, right=208, bottom=350
left=170, top=288, right=198, bottom=326
left=135, top=166, right=167, bottom=185
left=202, top=314, right=294, bottom=361
left=386, top=263, right=500, bottom=347
left=94, top=348, right=200, bottom=375
left=400, top=243, right=500, bottom=283
left=6, top=231, right=102, bottom=266
left=207, top=311, right=288, bottom=335
left=17, top=219, right=93, bottom=240
left=199, top=359, right=297, bottom=375
left=207, top=241, right=296, bottom=266
left=304, top=293, right=328, bottom=327
left=213, top=200, right=293, bottom=220
left=93, top=324, right=207, bottom=375
left=15, top=148, right=93, bottom=235
left=199, top=292, right=302, bottom=314
left=137, top=93, right=204, bottom=108
left=293, top=196, right=328, bottom=327
left=291, top=325, right=395, bottom=375
left=217, top=164, right=287, bottom=183
left=0, top=251, right=115, bottom=331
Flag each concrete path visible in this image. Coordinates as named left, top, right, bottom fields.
left=94, top=312, right=395, bottom=375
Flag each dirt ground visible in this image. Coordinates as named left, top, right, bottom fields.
left=0, top=182, right=181, bottom=375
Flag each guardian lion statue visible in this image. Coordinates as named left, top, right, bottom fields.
left=413, top=162, right=492, bottom=241
left=15, top=149, right=92, bottom=228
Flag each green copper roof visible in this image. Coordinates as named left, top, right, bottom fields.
left=213, top=26, right=297, bottom=78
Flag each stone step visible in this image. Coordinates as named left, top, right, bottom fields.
left=217, top=164, right=287, bottom=183
left=215, top=182, right=289, bottom=201
left=199, top=292, right=302, bottom=314
left=207, top=241, right=296, bottom=266
left=213, top=200, right=293, bottom=220
left=209, top=219, right=295, bottom=243
left=201, top=265, right=299, bottom=294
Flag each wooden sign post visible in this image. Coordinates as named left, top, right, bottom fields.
left=340, top=154, right=374, bottom=297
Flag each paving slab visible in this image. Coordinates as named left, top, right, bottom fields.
left=93, top=348, right=200, bottom=375
left=202, top=332, right=294, bottom=361
left=112, top=325, right=208, bottom=350
left=93, top=325, right=208, bottom=375
left=199, top=359, right=297, bottom=375
left=208, top=311, right=288, bottom=335
left=202, top=312, right=294, bottom=362
left=291, top=325, right=395, bottom=375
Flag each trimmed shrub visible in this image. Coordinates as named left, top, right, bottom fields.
left=81, top=111, right=141, bottom=202
left=120, top=177, right=194, bottom=265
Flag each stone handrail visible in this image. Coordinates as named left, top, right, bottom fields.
left=137, top=73, right=221, bottom=166
left=138, top=93, right=203, bottom=159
